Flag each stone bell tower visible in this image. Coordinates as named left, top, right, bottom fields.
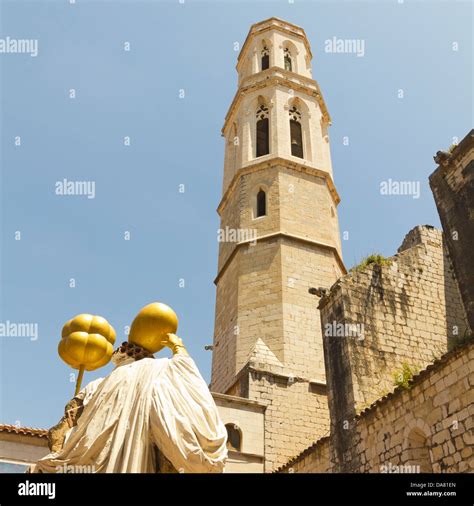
left=210, top=18, right=345, bottom=471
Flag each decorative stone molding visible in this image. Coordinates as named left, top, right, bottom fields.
left=214, top=231, right=346, bottom=285
left=223, top=69, right=331, bottom=135
left=217, top=156, right=340, bottom=216
left=236, top=17, right=313, bottom=71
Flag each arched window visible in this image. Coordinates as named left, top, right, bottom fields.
left=284, top=48, right=292, bottom=72
left=404, top=428, right=433, bottom=473
left=256, top=104, right=269, bottom=157
left=256, top=189, right=266, bottom=217
left=289, top=106, right=303, bottom=158
left=261, top=46, right=270, bottom=71
left=225, top=424, right=242, bottom=451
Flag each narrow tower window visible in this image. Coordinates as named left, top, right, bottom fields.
left=284, top=48, right=292, bottom=72
left=256, top=104, right=270, bottom=157
left=256, top=190, right=266, bottom=217
left=289, top=106, right=303, bottom=158
left=261, top=46, right=270, bottom=71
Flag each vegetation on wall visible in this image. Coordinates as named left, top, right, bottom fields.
left=350, top=254, right=392, bottom=273
left=393, top=363, right=420, bottom=389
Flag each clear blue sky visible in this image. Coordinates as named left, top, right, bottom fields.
left=0, top=0, right=472, bottom=429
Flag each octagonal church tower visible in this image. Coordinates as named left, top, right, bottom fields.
left=210, top=18, right=346, bottom=471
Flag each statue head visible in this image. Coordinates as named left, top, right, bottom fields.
left=127, top=302, right=178, bottom=354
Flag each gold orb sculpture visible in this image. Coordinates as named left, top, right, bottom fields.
left=58, top=314, right=116, bottom=395
left=128, top=302, right=178, bottom=354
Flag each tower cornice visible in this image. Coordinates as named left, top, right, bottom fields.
left=214, top=231, right=347, bottom=286
left=237, top=17, right=313, bottom=72
left=222, top=68, right=331, bottom=136
left=217, top=156, right=340, bottom=217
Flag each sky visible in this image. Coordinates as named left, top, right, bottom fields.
left=0, top=0, right=472, bottom=429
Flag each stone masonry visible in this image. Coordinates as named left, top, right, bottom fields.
left=211, top=18, right=345, bottom=471
left=211, top=16, right=473, bottom=475
left=430, top=129, right=474, bottom=333
left=318, top=225, right=468, bottom=470
left=277, top=128, right=474, bottom=474
left=279, top=340, right=473, bottom=473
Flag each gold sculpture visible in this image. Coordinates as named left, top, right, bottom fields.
left=50, top=303, right=187, bottom=459
left=58, top=314, right=116, bottom=395
left=57, top=304, right=181, bottom=397
left=128, top=302, right=179, bottom=353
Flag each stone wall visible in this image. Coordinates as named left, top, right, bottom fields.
left=211, top=160, right=344, bottom=472
left=247, top=368, right=329, bottom=471
left=212, top=162, right=344, bottom=394
left=279, top=436, right=333, bottom=473
left=277, top=340, right=473, bottom=473
left=212, top=392, right=265, bottom=473
left=317, top=225, right=468, bottom=470
left=352, top=341, right=473, bottom=474
left=429, top=129, right=474, bottom=333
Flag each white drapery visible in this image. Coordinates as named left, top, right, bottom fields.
left=34, top=355, right=228, bottom=473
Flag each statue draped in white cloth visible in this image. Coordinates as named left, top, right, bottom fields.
left=33, top=334, right=228, bottom=473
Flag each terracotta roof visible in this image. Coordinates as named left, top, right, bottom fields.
left=275, top=338, right=473, bottom=472
left=0, top=424, right=48, bottom=439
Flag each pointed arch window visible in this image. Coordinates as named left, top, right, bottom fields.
left=256, top=104, right=269, bottom=157
left=261, top=46, right=270, bottom=71
left=289, top=106, right=303, bottom=158
left=284, top=48, right=293, bottom=72
left=256, top=189, right=266, bottom=217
